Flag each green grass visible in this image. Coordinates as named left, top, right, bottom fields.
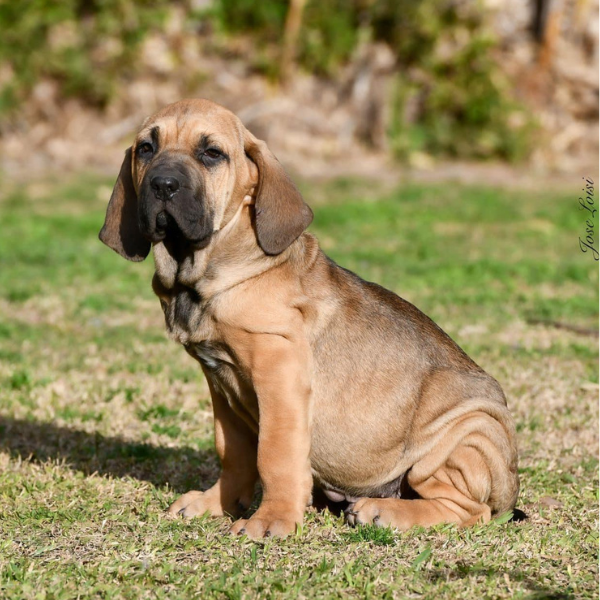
left=0, top=174, right=597, bottom=599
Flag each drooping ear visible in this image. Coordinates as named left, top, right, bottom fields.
left=244, top=131, right=313, bottom=255
left=99, top=147, right=150, bottom=262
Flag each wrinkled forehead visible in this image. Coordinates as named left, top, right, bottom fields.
left=136, top=100, right=243, bottom=151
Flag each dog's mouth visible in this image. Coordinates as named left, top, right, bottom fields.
left=156, top=210, right=169, bottom=231
left=152, top=210, right=213, bottom=250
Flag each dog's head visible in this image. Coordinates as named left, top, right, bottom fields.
left=99, top=99, right=313, bottom=261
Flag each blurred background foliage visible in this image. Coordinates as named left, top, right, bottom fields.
left=0, top=0, right=169, bottom=110
left=0, top=0, right=534, bottom=161
left=214, top=0, right=533, bottom=159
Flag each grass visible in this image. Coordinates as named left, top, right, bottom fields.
left=0, top=173, right=598, bottom=599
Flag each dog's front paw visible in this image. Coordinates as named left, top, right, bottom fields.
left=167, top=490, right=230, bottom=519
left=229, top=511, right=301, bottom=539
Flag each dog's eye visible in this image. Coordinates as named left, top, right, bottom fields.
left=137, top=143, right=154, bottom=159
left=204, top=148, right=222, bottom=160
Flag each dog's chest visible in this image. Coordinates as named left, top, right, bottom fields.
left=186, top=339, right=259, bottom=429
left=186, top=340, right=235, bottom=376
left=157, top=284, right=257, bottom=420
left=158, top=284, right=215, bottom=345
left=189, top=341, right=221, bottom=370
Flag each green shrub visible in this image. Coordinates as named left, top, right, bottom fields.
left=211, top=0, right=288, bottom=42
left=214, top=0, right=534, bottom=161
left=213, top=0, right=362, bottom=77
left=299, top=0, right=361, bottom=76
left=375, top=0, right=533, bottom=160
left=0, top=0, right=168, bottom=116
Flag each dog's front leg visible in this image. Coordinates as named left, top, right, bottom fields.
left=167, top=377, right=259, bottom=519
left=229, top=335, right=312, bottom=539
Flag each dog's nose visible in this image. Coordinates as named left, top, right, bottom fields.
left=150, top=175, right=180, bottom=200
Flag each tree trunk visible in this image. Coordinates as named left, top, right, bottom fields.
left=280, top=0, right=308, bottom=86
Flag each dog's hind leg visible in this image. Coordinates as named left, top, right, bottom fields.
left=347, top=446, right=494, bottom=529
left=347, top=389, right=519, bottom=530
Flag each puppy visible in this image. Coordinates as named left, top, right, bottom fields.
left=99, top=99, right=519, bottom=539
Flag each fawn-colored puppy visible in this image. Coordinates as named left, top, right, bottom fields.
left=100, top=99, right=519, bottom=539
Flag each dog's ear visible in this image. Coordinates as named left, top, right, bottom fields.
left=99, top=147, right=150, bottom=262
left=244, top=132, right=313, bottom=255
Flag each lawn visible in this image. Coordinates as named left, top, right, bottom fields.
left=0, top=173, right=597, bottom=599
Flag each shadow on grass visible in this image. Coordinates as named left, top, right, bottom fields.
left=0, top=416, right=219, bottom=493
left=424, top=565, right=575, bottom=599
